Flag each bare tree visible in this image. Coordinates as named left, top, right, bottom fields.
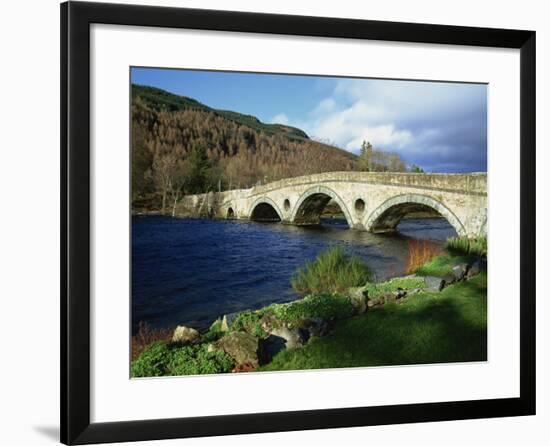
left=169, top=160, right=189, bottom=217
left=152, top=153, right=178, bottom=213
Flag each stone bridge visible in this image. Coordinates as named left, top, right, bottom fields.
left=176, top=172, right=487, bottom=237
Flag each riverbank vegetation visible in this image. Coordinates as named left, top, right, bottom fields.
left=261, top=272, right=486, bottom=371
left=131, top=340, right=234, bottom=377
left=291, top=247, right=372, bottom=295
left=446, top=235, right=487, bottom=257
left=414, top=236, right=487, bottom=277
left=131, top=321, right=172, bottom=361
left=131, top=238, right=487, bottom=377
left=405, top=239, right=441, bottom=274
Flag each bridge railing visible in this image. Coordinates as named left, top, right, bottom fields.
left=248, top=171, right=487, bottom=196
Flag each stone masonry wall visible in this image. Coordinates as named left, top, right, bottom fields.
left=175, top=172, right=487, bottom=237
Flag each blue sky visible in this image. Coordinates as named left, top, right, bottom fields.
left=132, top=67, right=487, bottom=173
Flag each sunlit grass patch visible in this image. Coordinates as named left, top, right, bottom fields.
left=266, top=293, right=355, bottom=323
left=415, top=253, right=474, bottom=277
left=363, top=276, right=426, bottom=299
left=261, top=273, right=487, bottom=371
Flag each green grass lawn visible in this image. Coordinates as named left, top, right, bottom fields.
left=415, top=253, right=475, bottom=277
left=261, top=273, right=487, bottom=371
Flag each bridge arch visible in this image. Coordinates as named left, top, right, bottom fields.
left=365, top=193, right=466, bottom=236
left=290, top=185, right=354, bottom=227
left=249, top=197, right=283, bottom=222
left=221, top=201, right=237, bottom=219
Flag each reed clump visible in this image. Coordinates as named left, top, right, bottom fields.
left=445, top=236, right=487, bottom=257
left=291, top=246, right=372, bottom=296
left=405, top=239, right=441, bottom=274
left=131, top=321, right=172, bottom=361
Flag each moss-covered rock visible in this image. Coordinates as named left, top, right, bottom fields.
left=217, top=331, right=259, bottom=367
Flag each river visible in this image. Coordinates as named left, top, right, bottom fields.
left=132, top=216, right=455, bottom=333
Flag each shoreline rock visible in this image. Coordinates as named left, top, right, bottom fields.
left=424, top=276, right=446, bottom=292
left=348, top=287, right=368, bottom=314
left=171, top=325, right=199, bottom=344
left=217, top=331, right=259, bottom=368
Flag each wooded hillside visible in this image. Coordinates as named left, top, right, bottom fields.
left=131, top=84, right=411, bottom=212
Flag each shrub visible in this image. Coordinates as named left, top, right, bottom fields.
left=405, top=239, right=441, bottom=274
left=131, top=341, right=235, bottom=377
left=268, top=293, right=355, bottom=323
left=201, top=319, right=225, bottom=343
left=445, top=236, right=487, bottom=257
left=167, top=344, right=234, bottom=376
left=291, top=247, right=372, bottom=296
left=230, top=311, right=268, bottom=338
left=131, top=341, right=171, bottom=377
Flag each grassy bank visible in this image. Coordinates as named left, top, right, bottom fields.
left=132, top=240, right=487, bottom=376
left=261, top=272, right=487, bottom=371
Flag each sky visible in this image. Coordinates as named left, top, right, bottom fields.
left=132, top=67, right=487, bottom=173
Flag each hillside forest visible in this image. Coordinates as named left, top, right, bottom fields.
left=131, top=85, right=422, bottom=213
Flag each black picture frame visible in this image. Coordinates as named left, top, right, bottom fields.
left=61, top=1, right=536, bottom=444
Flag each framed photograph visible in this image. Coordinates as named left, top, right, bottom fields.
left=61, top=1, right=536, bottom=444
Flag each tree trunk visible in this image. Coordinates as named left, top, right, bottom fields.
left=161, top=189, right=167, bottom=214
left=171, top=191, right=179, bottom=217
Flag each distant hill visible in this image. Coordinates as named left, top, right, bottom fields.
left=131, top=84, right=358, bottom=210
left=132, top=84, right=309, bottom=140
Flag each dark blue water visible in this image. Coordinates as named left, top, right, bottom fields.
left=132, top=216, right=455, bottom=333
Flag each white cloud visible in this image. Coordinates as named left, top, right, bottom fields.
left=300, top=78, right=487, bottom=171
left=270, top=113, right=289, bottom=125
left=312, top=98, right=336, bottom=115
left=345, top=125, right=413, bottom=153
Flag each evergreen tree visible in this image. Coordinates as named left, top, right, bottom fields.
left=186, top=144, right=211, bottom=194
left=410, top=164, right=425, bottom=173
left=366, top=141, right=373, bottom=171
left=357, top=140, right=373, bottom=171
